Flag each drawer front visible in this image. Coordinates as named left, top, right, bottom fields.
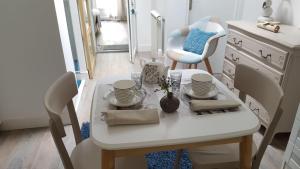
left=228, top=29, right=288, bottom=70
left=221, top=73, right=234, bottom=91
left=296, top=137, right=300, bottom=148
left=223, top=59, right=236, bottom=79
left=284, top=163, right=292, bottom=169
left=284, top=120, right=300, bottom=164
left=289, top=118, right=300, bottom=145
left=221, top=73, right=239, bottom=96
left=246, top=96, right=270, bottom=125
left=225, top=44, right=240, bottom=64
left=293, top=138, right=300, bottom=160
left=225, top=45, right=283, bottom=84
left=292, top=148, right=300, bottom=165
left=286, top=142, right=296, bottom=162
left=237, top=50, right=283, bottom=84
left=288, top=158, right=300, bottom=169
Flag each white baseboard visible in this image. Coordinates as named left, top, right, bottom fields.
left=137, top=44, right=151, bottom=52
left=0, top=117, right=49, bottom=130
left=0, top=81, right=84, bottom=131
left=0, top=110, right=71, bottom=131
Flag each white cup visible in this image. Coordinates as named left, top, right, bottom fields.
left=191, top=73, right=213, bottom=96
left=113, top=80, right=136, bottom=103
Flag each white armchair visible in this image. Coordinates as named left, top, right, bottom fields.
left=166, top=16, right=226, bottom=74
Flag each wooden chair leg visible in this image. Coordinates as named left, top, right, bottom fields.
left=171, top=61, right=177, bottom=70
left=188, top=64, right=192, bottom=69
left=194, top=64, right=197, bottom=69
left=174, top=149, right=184, bottom=169
left=204, top=58, right=213, bottom=74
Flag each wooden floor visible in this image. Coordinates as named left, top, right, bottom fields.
left=0, top=52, right=289, bottom=169
left=97, top=21, right=129, bottom=46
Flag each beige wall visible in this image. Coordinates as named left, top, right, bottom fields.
left=0, top=0, right=67, bottom=130
left=241, top=0, right=300, bottom=27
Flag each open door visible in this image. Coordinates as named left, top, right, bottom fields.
left=127, top=0, right=138, bottom=63
left=77, top=0, right=96, bottom=78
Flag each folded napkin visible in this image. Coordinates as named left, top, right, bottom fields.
left=103, top=109, right=160, bottom=126
left=190, top=100, right=241, bottom=112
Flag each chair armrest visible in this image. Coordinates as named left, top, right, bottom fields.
left=202, top=33, right=226, bottom=58
left=167, top=28, right=188, bottom=49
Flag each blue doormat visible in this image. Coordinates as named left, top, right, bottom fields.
left=74, top=59, right=80, bottom=71
left=74, top=59, right=81, bottom=87
left=80, top=122, right=90, bottom=139
left=80, top=122, right=192, bottom=169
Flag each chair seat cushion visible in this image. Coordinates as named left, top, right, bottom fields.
left=166, top=49, right=205, bottom=64
left=189, top=142, right=257, bottom=169
left=183, top=28, right=216, bottom=55
left=71, top=138, right=147, bottom=169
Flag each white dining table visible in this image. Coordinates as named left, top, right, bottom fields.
left=91, top=69, right=260, bottom=169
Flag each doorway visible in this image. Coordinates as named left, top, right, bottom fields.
left=74, top=0, right=138, bottom=78
left=95, top=0, right=129, bottom=53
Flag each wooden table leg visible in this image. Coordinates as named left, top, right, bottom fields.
left=102, top=150, right=115, bottom=169
left=240, top=135, right=252, bottom=169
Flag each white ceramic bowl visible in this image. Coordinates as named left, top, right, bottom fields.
left=113, top=80, right=136, bottom=103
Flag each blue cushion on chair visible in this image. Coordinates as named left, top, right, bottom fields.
left=183, top=28, right=216, bottom=55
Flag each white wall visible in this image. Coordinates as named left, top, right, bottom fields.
left=136, top=0, right=189, bottom=53
left=0, top=0, right=69, bottom=130
left=151, top=0, right=166, bottom=17
left=241, top=0, right=300, bottom=27
left=136, top=0, right=151, bottom=51
left=150, top=0, right=189, bottom=58
left=164, top=0, right=189, bottom=45
left=54, top=0, right=75, bottom=73
left=68, top=0, right=87, bottom=73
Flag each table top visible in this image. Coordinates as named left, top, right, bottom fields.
left=91, top=69, right=260, bottom=150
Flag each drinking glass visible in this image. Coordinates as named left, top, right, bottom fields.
left=131, top=72, right=142, bottom=90
left=170, top=71, right=182, bottom=96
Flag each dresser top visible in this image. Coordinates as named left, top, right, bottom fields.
left=227, top=21, right=300, bottom=49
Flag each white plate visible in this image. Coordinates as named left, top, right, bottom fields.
left=106, top=91, right=143, bottom=107
left=183, top=83, right=218, bottom=99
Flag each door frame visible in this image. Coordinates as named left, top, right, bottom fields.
left=77, top=0, right=96, bottom=79
left=127, top=0, right=138, bottom=63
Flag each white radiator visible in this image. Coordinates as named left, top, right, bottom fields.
left=151, top=10, right=165, bottom=61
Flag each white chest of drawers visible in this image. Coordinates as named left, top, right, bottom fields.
left=222, top=21, right=300, bottom=134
